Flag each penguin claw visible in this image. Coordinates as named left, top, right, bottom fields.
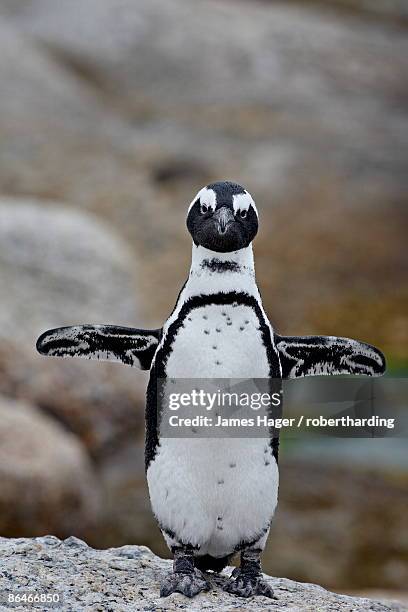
left=160, top=569, right=211, bottom=598
left=223, top=570, right=276, bottom=599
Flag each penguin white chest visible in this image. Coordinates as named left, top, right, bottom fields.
left=164, top=303, right=270, bottom=378
left=147, top=302, right=278, bottom=557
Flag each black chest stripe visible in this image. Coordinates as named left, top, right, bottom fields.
left=145, top=291, right=281, bottom=470
left=156, top=292, right=279, bottom=378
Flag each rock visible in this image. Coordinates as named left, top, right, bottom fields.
left=290, top=1, right=408, bottom=24
left=3, top=0, right=407, bottom=194
left=0, top=198, right=139, bottom=343
left=2, top=0, right=406, bottom=218
left=4, top=0, right=407, bottom=121
left=0, top=199, right=146, bottom=459
left=0, top=537, right=405, bottom=612
left=0, top=396, right=101, bottom=539
left=0, top=14, right=155, bottom=259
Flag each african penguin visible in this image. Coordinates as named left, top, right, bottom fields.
left=37, top=180, right=386, bottom=600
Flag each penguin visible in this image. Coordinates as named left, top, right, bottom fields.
left=36, top=181, right=386, bottom=599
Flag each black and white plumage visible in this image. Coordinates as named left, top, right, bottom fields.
left=36, top=181, right=386, bottom=600
left=37, top=324, right=160, bottom=370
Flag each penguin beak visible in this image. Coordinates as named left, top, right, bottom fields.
left=213, top=207, right=235, bottom=235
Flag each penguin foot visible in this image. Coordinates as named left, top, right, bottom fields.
left=160, top=568, right=211, bottom=598
left=223, top=567, right=276, bottom=599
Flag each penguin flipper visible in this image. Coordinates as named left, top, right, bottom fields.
left=275, top=334, right=386, bottom=379
left=36, top=324, right=161, bottom=370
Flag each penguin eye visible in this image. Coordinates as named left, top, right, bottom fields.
left=200, top=203, right=209, bottom=214
left=239, top=209, right=247, bottom=219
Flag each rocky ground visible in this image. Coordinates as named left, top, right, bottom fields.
left=0, top=0, right=406, bottom=595
left=0, top=536, right=406, bottom=612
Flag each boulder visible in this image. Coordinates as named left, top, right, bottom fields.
left=0, top=396, right=101, bottom=539
left=2, top=0, right=407, bottom=198
left=0, top=199, right=146, bottom=458
left=0, top=15, right=154, bottom=258
left=0, top=536, right=405, bottom=611
left=0, top=198, right=139, bottom=342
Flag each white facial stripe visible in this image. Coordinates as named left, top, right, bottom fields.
left=233, top=192, right=258, bottom=216
left=188, top=187, right=217, bottom=213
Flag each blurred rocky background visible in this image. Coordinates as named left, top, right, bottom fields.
left=0, top=0, right=406, bottom=601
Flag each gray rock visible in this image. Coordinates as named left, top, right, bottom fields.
left=0, top=536, right=405, bottom=612
left=0, top=198, right=146, bottom=459
left=0, top=198, right=138, bottom=343
left=0, top=15, right=154, bottom=246
left=2, top=0, right=407, bottom=189
left=0, top=396, right=101, bottom=539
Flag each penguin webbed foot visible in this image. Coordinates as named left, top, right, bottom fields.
left=160, top=568, right=210, bottom=598
left=224, top=567, right=275, bottom=599
left=160, top=545, right=211, bottom=598
left=223, top=550, right=276, bottom=599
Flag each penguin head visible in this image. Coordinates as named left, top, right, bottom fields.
left=186, top=181, right=258, bottom=253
